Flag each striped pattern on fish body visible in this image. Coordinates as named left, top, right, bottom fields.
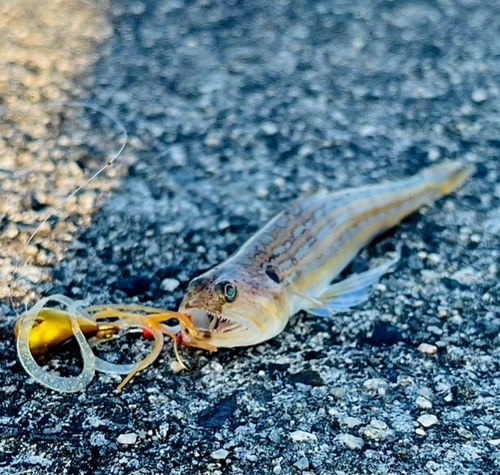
left=178, top=161, right=474, bottom=349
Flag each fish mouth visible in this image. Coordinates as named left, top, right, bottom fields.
left=187, top=308, right=248, bottom=334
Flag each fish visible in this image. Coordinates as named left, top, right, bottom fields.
left=177, top=161, right=474, bottom=350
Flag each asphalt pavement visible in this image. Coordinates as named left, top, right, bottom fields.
left=1, top=0, right=499, bottom=474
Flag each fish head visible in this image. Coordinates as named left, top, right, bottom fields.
left=178, top=264, right=288, bottom=348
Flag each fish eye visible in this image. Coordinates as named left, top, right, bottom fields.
left=220, top=281, right=237, bottom=302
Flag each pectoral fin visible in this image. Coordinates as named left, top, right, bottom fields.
left=306, top=254, right=400, bottom=317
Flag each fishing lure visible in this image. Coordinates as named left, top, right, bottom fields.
left=15, top=296, right=199, bottom=392
left=15, top=160, right=474, bottom=391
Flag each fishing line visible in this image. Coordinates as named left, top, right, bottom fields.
left=7, top=101, right=128, bottom=317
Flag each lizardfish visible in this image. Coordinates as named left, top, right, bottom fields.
left=177, top=161, right=474, bottom=350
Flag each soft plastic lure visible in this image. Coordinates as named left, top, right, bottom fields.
left=14, top=296, right=200, bottom=392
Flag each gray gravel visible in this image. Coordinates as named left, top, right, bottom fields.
left=1, top=0, right=500, bottom=474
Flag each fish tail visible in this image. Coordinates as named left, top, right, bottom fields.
left=420, top=161, right=476, bottom=196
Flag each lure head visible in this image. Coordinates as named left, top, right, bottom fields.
left=178, top=264, right=289, bottom=348
left=14, top=308, right=118, bottom=360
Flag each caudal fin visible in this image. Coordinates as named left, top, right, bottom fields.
left=420, top=161, right=476, bottom=197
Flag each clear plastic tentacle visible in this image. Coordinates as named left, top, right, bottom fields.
left=16, top=295, right=96, bottom=393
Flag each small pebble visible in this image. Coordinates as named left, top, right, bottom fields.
left=427, top=253, right=441, bottom=264
left=256, top=186, right=268, bottom=198
left=343, top=416, right=363, bottom=429
left=204, top=133, right=222, bottom=147
left=294, top=456, right=310, bottom=470
left=217, top=220, right=230, bottom=230
left=471, top=88, right=487, bottom=103
left=361, top=419, right=390, bottom=440
left=289, top=430, right=317, bottom=443
left=117, top=433, right=138, bottom=445
left=330, top=387, right=347, bottom=398
left=417, top=414, right=438, bottom=428
left=4, top=225, right=19, bottom=239
left=161, top=278, right=180, bottom=292
left=418, top=343, right=438, bottom=355
left=363, top=378, right=388, bottom=396
left=201, top=361, right=224, bottom=374
left=487, top=439, right=500, bottom=446
left=211, top=449, right=229, bottom=460
left=24, top=245, right=39, bottom=257
left=370, top=419, right=388, bottom=430
left=158, top=423, right=169, bottom=439
left=427, top=325, right=443, bottom=336
left=298, top=145, right=314, bottom=157
left=450, top=314, right=464, bottom=326
left=170, top=360, right=185, bottom=373
left=37, top=222, right=52, bottom=236
left=261, top=122, right=279, bottom=135
left=476, top=425, right=491, bottom=436
left=428, top=147, right=440, bottom=161
left=415, top=428, right=426, bottom=436
left=169, top=144, right=187, bottom=166
left=416, top=396, right=433, bottom=410
left=335, top=433, right=365, bottom=450
left=444, top=392, right=454, bottom=403
left=417, top=387, right=433, bottom=399
left=457, top=427, right=474, bottom=439
left=359, top=124, right=377, bottom=136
